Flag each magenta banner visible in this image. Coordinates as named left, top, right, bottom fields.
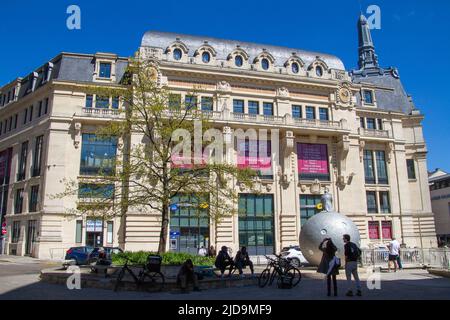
left=297, top=143, right=329, bottom=175
left=237, top=140, right=272, bottom=176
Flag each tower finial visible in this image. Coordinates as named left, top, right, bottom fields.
left=357, top=14, right=379, bottom=70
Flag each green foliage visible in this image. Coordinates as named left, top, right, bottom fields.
left=112, top=251, right=215, bottom=266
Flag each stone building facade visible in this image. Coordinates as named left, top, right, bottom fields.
left=0, top=16, right=437, bottom=259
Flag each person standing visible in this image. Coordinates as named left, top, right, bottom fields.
left=343, top=234, right=362, bottom=297
left=387, top=238, right=401, bottom=272
left=317, top=238, right=339, bottom=297
left=198, top=246, right=207, bottom=257
left=208, top=245, right=216, bottom=257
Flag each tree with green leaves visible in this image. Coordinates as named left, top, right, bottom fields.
left=56, top=57, right=258, bottom=253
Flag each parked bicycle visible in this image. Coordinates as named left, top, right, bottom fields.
left=114, top=255, right=165, bottom=292
left=258, top=255, right=301, bottom=288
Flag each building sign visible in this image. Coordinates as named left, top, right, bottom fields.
left=297, top=143, right=329, bottom=181
left=237, top=140, right=272, bottom=178
left=86, top=219, right=103, bottom=232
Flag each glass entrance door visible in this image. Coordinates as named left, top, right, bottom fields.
left=25, top=220, right=37, bottom=255
left=85, top=219, right=103, bottom=247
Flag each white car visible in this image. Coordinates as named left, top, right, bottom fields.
left=280, top=246, right=309, bottom=268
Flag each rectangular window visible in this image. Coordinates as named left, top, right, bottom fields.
left=375, top=151, right=388, bottom=184
left=185, top=95, right=197, bottom=110
left=80, top=134, right=117, bottom=176
left=248, top=101, right=259, bottom=115
left=107, top=221, right=113, bottom=244
left=300, top=195, right=321, bottom=226
left=0, top=123, right=2, bottom=136
left=360, top=117, right=365, bottom=128
left=169, top=94, right=181, bottom=109
left=381, top=221, right=392, bottom=239
left=29, top=185, right=39, bottom=212
left=17, top=141, right=28, bottom=181
left=112, top=96, right=119, bottom=109
left=78, top=183, right=114, bottom=199
left=201, top=97, right=213, bottom=111
left=366, top=118, right=376, bottom=130
left=363, top=90, right=374, bottom=104
left=319, top=108, right=329, bottom=121
left=23, top=108, right=28, bottom=125
left=364, top=150, right=376, bottom=184
left=32, top=135, right=44, bottom=177
left=263, top=102, right=274, bottom=116
left=368, top=221, right=380, bottom=239
left=407, top=159, right=416, bottom=180
left=292, top=105, right=302, bottom=118
left=38, top=101, right=43, bottom=117
left=14, top=189, right=24, bottom=214
left=306, top=106, right=315, bottom=120
left=8, top=116, right=12, bottom=131
left=3, top=120, right=6, bottom=134
left=14, top=114, right=18, bottom=129
left=85, top=95, right=93, bottom=108
left=96, top=96, right=110, bottom=109
left=366, top=191, right=378, bottom=214
left=29, top=105, right=33, bottom=122
left=377, top=118, right=383, bottom=130
left=238, top=194, right=274, bottom=256
left=75, top=220, right=83, bottom=243
left=233, top=99, right=244, bottom=113
left=12, top=221, right=21, bottom=243
left=99, top=62, right=111, bottom=78
left=379, top=191, right=391, bottom=213
left=44, top=98, right=49, bottom=114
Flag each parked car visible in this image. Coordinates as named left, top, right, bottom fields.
left=63, top=246, right=94, bottom=267
left=87, top=247, right=123, bottom=265
left=280, top=246, right=309, bottom=268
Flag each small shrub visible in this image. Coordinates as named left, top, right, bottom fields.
left=112, top=251, right=215, bottom=266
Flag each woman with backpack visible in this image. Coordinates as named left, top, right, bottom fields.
left=317, top=238, right=340, bottom=297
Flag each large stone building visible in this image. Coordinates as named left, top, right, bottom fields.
left=429, top=169, right=450, bottom=246
left=0, top=16, right=437, bottom=259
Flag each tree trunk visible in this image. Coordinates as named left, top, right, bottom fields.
left=158, top=206, right=169, bottom=254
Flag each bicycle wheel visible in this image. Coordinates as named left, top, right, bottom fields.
left=258, top=269, right=271, bottom=288
left=114, top=268, right=126, bottom=292
left=141, top=272, right=165, bottom=292
left=285, top=267, right=301, bottom=287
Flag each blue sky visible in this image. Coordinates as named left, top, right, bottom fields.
left=1, top=0, right=449, bottom=172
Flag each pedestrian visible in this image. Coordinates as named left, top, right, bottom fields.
left=198, top=246, right=207, bottom=257
left=387, top=237, right=400, bottom=272
left=234, top=246, right=254, bottom=278
left=215, top=246, right=234, bottom=278
left=343, top=234, right=362, bottom=297
left=208, top=245, right=216, bottom=257
left=317, top=238, right=339, bottom=297
left=177, top=259, right=201, bottom=293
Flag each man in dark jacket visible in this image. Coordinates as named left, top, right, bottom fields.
left=177, top=259, right=201, bottom=293
left=234, top=246, right=254, bottom=278
left=215, top=246, right=234, bottom=277
left=343, top=234, right=362, bottom=297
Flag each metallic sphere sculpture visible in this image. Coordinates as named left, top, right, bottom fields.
left=299, top=191, right=361, bottom=266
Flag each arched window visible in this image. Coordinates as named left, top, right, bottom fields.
left=202, top=51, right=210, bottom=63
left=173, top=48, right=182, bottom=61
left=315, top=66, right=323, bottom=77
left=261, top=58, right=270, bottom=70
left=235, top=55, right=243, bottom=67
left=291, top=62, right=299, bottom=74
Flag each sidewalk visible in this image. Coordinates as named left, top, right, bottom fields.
left=0, top=255, right=61, bottom=265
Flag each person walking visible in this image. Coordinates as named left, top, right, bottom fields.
left=387, top=238, right=401, bottom=272
left=317, top=238, right=339, bottom=297
left=343, top=234, right=362, bottom=297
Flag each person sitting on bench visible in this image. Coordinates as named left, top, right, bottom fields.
left=215, top=246, right=234, bottom=278
left=177, top=259, right=201, bottom=293
left=234, top=246, right=254, bottom=278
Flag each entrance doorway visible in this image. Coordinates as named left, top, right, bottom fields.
left=25, top=220, right=37, bottom=256
left=85, top=219, right=103, bottom=247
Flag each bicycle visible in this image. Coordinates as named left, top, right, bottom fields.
left=258, top=255, right=301, bottom=288
left=113, top=256, right=165, bottom=292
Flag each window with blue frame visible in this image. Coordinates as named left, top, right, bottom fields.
left=300, top=195, right=321, bottom=226
left=248, top=101, right=259, bottom=115
left=235, top=55, right=243, bottom=67
left=306, top=106, right=316, bottom=120
left=292, top=105, right=302, bottom=118
left=169, top=94, right=181, bottom=109
left=375, top=151, right=388, bottom=184
left=99, top=63, right=111, bottom=78
left=112, top=96, right=119, bottom=109
left=261, top=58, right=269, bottom=70
left=233, top=99, right=244, bottom=113
left=363, top=90, right=374, bottom=104
left=364, top=150, right=376, bottom=184
left=202, top=52, right=210, bottom=63
left=263, top=102, right=273, bottom=116
left=80, top=134, right=117, bottom=176
left=238, top=194, right=274, bottom=256
left=201, top=97, right=213, bottom=111
left=78, top=183, right=114, bottom=199
left=366, top=118, right=376, bottom=130
left=96, top=96, right=110, bottom=109
left=173, top=49, right=182, bottom=61
left=185, top=95, right=197, bottom=110
left=85, top=95, right=93, bottom=108
left=319, top=108, right=329, bottom=121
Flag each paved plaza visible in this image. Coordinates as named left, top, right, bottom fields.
left=0, top=255, right=449, bottom=300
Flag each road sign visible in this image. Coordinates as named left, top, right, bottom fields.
left=170, top=204, right=178, bottom=211
left=1, top=229, right=6, bottom=235
left=170, top=231, right=180, bottom=236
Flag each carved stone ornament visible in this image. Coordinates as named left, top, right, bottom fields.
left=310, top=179, right=321, bottom=194
left=276, top=87, right=289, bottom=98
left=336, top=82, right=353, bottom=108
left=216, top=81, right=231, bottom=92
left=74, top=122, right=82, bottom=149
left=359, top=140, right=366, bottom=162
left=386, top=142, right=394, bottom=163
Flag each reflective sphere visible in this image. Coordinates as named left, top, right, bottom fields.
left=299, top=211, right=361, bottom=266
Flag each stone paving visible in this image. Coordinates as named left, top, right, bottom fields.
left=1, top=255, right=450, bottom=300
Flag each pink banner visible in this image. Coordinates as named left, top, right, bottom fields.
left=171, top=153, right=208, bottom=169
left=297, top=143, right=329, bottom=175
left=237, top=140, right=272, bottom=175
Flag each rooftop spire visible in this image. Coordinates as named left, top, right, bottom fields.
left=357, top=14, right=379, bottom=70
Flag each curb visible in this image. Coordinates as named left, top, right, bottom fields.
left=428, top=269, right=450, bottom=279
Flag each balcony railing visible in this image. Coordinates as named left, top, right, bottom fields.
left=359, top=128, right=390, bottom=138
left=81, top=107, right=121, bottom=118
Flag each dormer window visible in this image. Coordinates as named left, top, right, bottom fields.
left=315, top=66, right=323, bottom=77
left=363, top=90, right=374, bottom=104
left=202, top=52, right=210, bottom=63
left=173, top=48, right=182, bottom=61
left=291, top=62, right=300, bottom=74
left=99, top=63, right=112, bottom=78
left=261, top=58, right=270, bottom=70
left=235, top=55, right=243, bottom=67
